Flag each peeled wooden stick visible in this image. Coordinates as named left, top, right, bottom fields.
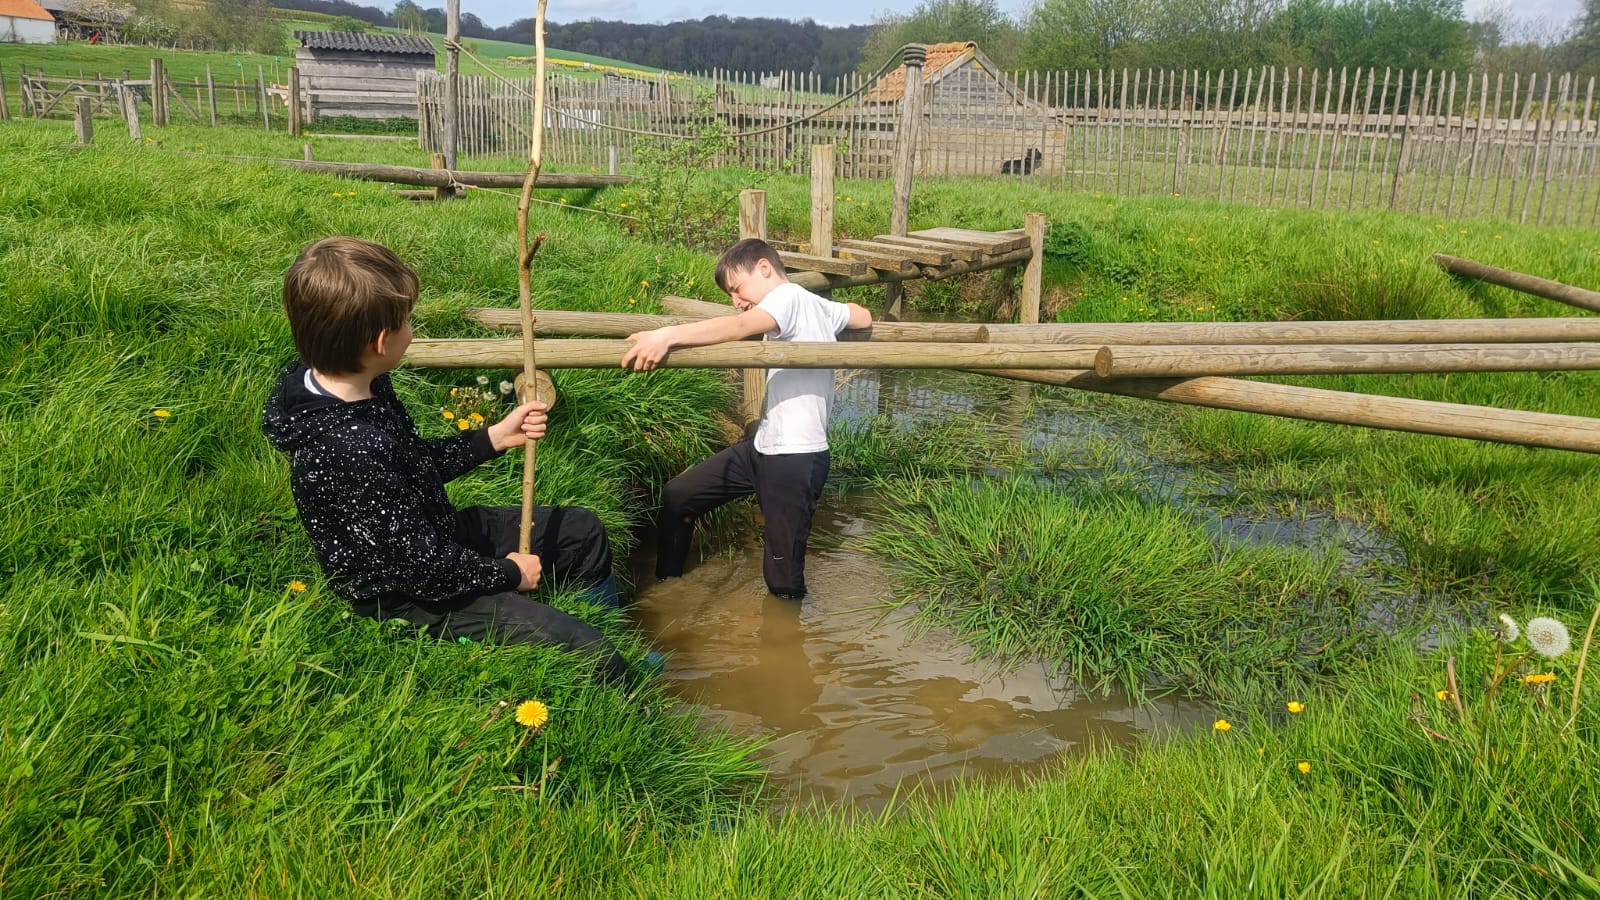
left=513, top=0, right=549, bottom=556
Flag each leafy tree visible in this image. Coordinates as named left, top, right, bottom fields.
left=1271, top=0, right=1473, bottom=71
left=327, top=15, right=368, bottom=32
left=1021, top=0, right=1152, bottom=70
left=1567, top=0, right=1600, bottom=76
left=392, top=0, right=425, bottom=34
left=860, top=0, right=1023, bottom=72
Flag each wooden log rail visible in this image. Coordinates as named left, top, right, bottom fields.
left=982, top=317, right=1600, bottom=345
left=980, top=368, right=1600, bottom=455
left=227, top=157, right=632, bottom=189
left=464, top=306, right=989, bottom=342
left=1434, top=253, right=1600, bottom=314
left=403, top=339, right=1101, bottom=370
left=1093, top=343, right=1600, bottom=378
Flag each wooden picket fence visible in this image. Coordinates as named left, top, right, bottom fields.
left=419, top=66, right=1600, bottom=226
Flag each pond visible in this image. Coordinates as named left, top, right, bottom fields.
left=630, top=367, right=1411, bottom=812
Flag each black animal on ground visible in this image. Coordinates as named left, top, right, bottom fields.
left=1001, top=148, right=1043, bottom=175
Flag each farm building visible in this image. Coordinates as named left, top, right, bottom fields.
left=867, top=41, right=1063, bottom=177
left=0, top=0, right=56, bottom=44
left=291, top=30, right=436, bottom=121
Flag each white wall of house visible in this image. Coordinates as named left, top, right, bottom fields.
left=0, top=15, right=57, bottom=43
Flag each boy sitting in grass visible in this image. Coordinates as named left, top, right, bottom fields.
left=262, top=236, right=629, bottom=682
left=620, top=238, right=872, bottom=599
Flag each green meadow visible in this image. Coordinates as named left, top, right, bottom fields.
left=1, top=94, right=1599, bottom=897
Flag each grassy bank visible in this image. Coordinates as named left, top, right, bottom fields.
left=4, top=110, right=1600, bottom=895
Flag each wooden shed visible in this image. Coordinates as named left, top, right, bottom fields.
left=868, top=41, right=1063, bottom=177
left=292, top=30, right=436, bottom=121
left=1, top=0, right=56, bottom=44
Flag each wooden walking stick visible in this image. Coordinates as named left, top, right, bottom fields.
left=514, top=0, right=550, bottom=555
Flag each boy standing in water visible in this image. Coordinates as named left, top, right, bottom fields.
left=621, top=238, right=872, bottom=599
left=262, top=236, right=631, bottom=682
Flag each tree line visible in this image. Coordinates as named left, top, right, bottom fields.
left=864, top=0, right=1600, bottom=80
left=102, top=0, right=1599, bottom=81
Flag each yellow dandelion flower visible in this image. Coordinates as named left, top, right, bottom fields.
left=457, top=419, right=470, bottom=431
left=559, top=197, right=568, bottom=204
left=1214, top=719, right=1232, bottom=732
left=441, top=409, right=455, bottom=420
left=1458, top=229, right=1467, bottom=235
left=153, top=409, right=172, bottom=419
left=332, top=191, right=342, bottom=198
left=628, top=297, right=636, bottom=305
left=1286, top=701, right=1305, bottom=715
left=687, top=279, right=694, bottom=287
left=641, top=280, right=650, bottom=287
left=287, top=579, right=307, bottom=593
left=844, top=196, right=852, bottom=202
left=1436, top=689, right=1453, bottom=702
left=1523, top=672, right=1557, bottom=685
left=1257, top=746, right=1265, bottom=756
left=1494, top=234, right=1502, bottom=239
left=1297, top=760, right=1311, bottom=774
left=450, top=388, right=459, bottom=396
left=619, top=202, right=627, bottom=209
left=469, top=412, right=485, bottom=423
left=515, top=699, right=549, bottom=729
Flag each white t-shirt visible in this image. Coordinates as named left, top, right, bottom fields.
left=753, top=282, right=852, bottom=455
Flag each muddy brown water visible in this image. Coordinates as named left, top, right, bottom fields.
left=630, top=367, right=1405, bottom=812
left=630, top=495, right=1215, bottom=813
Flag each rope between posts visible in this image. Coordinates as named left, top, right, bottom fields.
left=441, top=39, right=915, bottom=140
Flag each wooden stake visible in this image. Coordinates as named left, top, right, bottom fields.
left=74, top=96, right=93, bottom=145
left=1021, top=212, right=1044, bottom=324
left=514, top=0, right=550, bottom=556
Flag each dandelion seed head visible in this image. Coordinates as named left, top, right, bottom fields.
left=499, top=381, right=514, bottom=395
left=476, top=375, right=489, bottom=385
left=1526, top=616, right=1571, bottom=658
left=1496, top=613, right=1520, bottom=644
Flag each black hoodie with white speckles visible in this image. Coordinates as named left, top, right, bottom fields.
left=261, top=362, right=522, bottom=614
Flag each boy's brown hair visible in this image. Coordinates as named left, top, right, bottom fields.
left=282, top=237, right=419, bottom=374
left=714, top=238, right=787, bottom=293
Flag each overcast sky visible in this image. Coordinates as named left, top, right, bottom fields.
left=467, top=0, right=1585, bottom=33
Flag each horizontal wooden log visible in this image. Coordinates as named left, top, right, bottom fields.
left=982, top=317, right=1600, bottom=345
left=909, top=227, right=1031, bottom=254
left=1094, top=343, right=1600, bottom=378
left=831, top=247, right=919, bottom=275
left=1434, top=253, right=1600, bottom=313
left=777, top=251, right=866, bottom=276
left=836, top=238, right=951, bottom=266
left=230, top=157, right=631, bottom=189
left=403, top=338, right=1100, bottom=370
left=781, top=246, right=1034, bottom=294
left=469, top=305, right=989, bottom=342
left=870, top=234, right=982, bottom=261
left=974, top=368, right=1600, bottom=454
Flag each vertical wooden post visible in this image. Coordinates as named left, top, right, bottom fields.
left=738, top=188, right=768, bottom=436
left=74, top=97, right=94, bottom=145
left=205, top=64, right=216, bottom=126
left=444, top=0, right=459, bottom=169
left=288, top=66, right=302, bottom=137
left=121, top=83, right=142, bottom=140
left=1021, top=212, right=1045, bottom=324
left=809, top=143, right=834, bottom=256
left=607, top=145, right=619, bottom=174
left=0, top=69, right=10, bottom=121
left=303, top=142, right=314, bottom=160
left=149, top=58, right=163, bottom=126
left=887, top=45, right=927, bottom=320
left=258, top=65, right=269, bottom=131
left=1174, top=75, right=1192, bottom=195
left=431, top=152, right=451, bottom=200
left=18, top=64, right=31, bottom=117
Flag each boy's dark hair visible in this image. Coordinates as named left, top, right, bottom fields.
left=714, top=238, right=786, bottom=293
left=283, top=237, right=419, bottom=374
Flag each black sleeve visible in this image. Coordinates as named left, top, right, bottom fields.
left=300, top=437, right=521, bottom=606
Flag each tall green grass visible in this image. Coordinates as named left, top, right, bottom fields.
left=4, top=110, right=1600, bottom=895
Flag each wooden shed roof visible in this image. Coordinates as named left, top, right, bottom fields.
left=293, top=31, right=436, bottom=56
left=0, top=0, right=55, bottom=22
left=866, top=41, right=1035, bottom=107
